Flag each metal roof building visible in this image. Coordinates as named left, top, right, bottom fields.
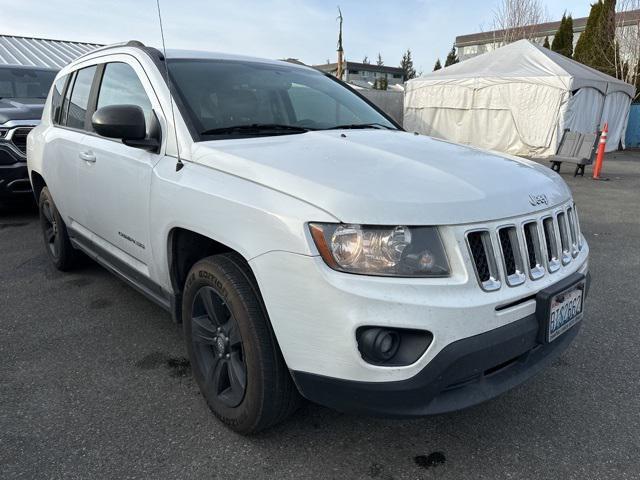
left=0, top=35, right=102, bottom=70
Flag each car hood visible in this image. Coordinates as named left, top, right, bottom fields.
left=192, top=130, right=571, bottom=225
left=0, top=98, right=45, bottom=124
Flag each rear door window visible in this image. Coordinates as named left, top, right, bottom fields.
left=65, top=66, right=97, bottom=130
left=51, top=75, right=68, bottom=124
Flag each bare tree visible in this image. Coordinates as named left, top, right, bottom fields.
left=491, top=0, right=549, bottom=45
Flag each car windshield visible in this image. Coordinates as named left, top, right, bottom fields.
left=0, top=67, right=57, bottom=100
left=167, top=58, right=397, bottom=139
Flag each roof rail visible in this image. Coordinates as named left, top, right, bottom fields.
left=74, top=40, right=155, bottom=62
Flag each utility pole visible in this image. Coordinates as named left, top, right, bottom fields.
left=336, top=7, right=344, bottom=80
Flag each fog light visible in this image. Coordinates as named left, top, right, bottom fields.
left=359, top=328, right=400, bottom=362
left=357, top=326, right=432, bottom=366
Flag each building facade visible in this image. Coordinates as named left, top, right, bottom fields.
left=313, top=61, right=405, bottom=89
left=455, top=9, right=640, bottom=62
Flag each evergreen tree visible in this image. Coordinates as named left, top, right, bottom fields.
left=551, top=13, right=574, bottom=58
left=543, top=36, right=550, bottom=48
left=574, top=0, right=616, bottom=75
left=376, top=53, right=384, bottom=66
left=400, top=49, right=417, bottom=80
left=444, top=45, right=459, bottom=67
left=433, top=58, right=442, bottom=71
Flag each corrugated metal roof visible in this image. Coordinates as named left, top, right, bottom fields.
left=0, top=35, right=103, bottom=70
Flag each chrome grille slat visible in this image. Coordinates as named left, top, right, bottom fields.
left=557, top=212, right=572, bottom=265
left=542, top=217, right=561, bottom=273
left=466, top=230, right=501, bottom=291
left=497, top=226, right=525, bottom=286
left=465, top=201, right=583, bottom=291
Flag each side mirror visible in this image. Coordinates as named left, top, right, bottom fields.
left=92, top=104, right=146, bottom=140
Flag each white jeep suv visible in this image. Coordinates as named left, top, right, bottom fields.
left=27, top=42, right=590, bottom=434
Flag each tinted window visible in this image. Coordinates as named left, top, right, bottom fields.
left=168, top=59, right=396, bottom=139
left=51, top=75, right=68, bottom=124
left=97, top=63, right=153, bottom=133
left=66, top=66, right=97, bottom=130
left=0, top=67, right=56, bottom=99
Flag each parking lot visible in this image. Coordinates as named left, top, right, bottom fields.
left=1, top=153, right=639, bottom=480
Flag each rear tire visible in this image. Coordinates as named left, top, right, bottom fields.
left=38, top=187, right=78, bottom=271
left=182, top=253, right=300, bottom=434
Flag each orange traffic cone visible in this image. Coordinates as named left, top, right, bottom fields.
left=593, top=123, right=608, bottom=181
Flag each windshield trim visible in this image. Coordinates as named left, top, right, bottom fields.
left=165, top=58, right=403, bottom=143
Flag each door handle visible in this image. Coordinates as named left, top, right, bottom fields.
left=79, top=151, right=96, bottom=163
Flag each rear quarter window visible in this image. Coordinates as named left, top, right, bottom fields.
left=51, top=76, right=68, bottom=124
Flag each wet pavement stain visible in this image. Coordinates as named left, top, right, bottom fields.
left=135, top=351, right=191, bottom=377
left=414, top=452, right=446, bottom=469
left=89, top=298, right=112, bottom=310
left=166, top=357, right=191, bottom=377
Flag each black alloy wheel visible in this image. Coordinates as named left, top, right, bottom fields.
left=38, top=186, right=78, bottom=271
left=190, top=286, right=247, bottom=407
left=40, top=197, right=60, bottom=259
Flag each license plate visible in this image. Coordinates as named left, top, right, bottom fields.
left=547, top=285, right=584, bottom=342
left=536, top=275, right=586, bottom=344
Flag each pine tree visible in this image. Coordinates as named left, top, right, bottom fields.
left=543, top=36, right=550, bottom=48
left=574, top=0, right=617, bottom=76
left=433, top=58, right=442, bottom=71
left=552, top=13, right=574, bottom=58
left=444, top=45, right=459, bottom=67
left=400, top=49, right=417, bottom=80
left=574, top=0, right=618, bottom=76
left=376, top=53, right=384, bottom=66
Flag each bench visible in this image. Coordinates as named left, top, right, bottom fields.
left=549, top=129, right=599, bottom=177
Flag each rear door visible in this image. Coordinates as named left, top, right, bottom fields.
left=76, top=58, right=163, bottom=275
left=43, top=66, right=97, bottom=223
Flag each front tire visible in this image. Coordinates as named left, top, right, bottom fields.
left=182, top=253, right=300, bottom=434
left=38, top=187, right=78, bottom=271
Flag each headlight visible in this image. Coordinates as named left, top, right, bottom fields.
left=309, top=223, right=450, bottom=277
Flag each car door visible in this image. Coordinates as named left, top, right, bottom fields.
left=75, top=59, right=162, bottom=275
left=43, top=66, right=96, bottom=224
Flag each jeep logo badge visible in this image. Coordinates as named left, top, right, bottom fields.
left=529, top=194, right=549, bottom=206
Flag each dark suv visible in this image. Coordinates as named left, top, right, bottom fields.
left=0, top=65, right=57, bottom=199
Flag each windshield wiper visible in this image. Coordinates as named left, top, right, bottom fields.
left=200, top=124, right=311, bottom=136
left=323, top=123, right=395, bottom=131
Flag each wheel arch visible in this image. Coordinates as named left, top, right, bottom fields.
left=167, top=227, right=257, bottom=321
left=30, top=170, right=46, bottom=203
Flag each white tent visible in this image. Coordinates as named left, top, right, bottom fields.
left=404, top=40, right=635, bottom=156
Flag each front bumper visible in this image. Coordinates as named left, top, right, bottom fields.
left=292, top=300, right=583, bottom=416
left=0, top=144, right=30, bottom=197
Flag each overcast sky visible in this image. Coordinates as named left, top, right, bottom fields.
left=5, top=0, right=592, bottom=72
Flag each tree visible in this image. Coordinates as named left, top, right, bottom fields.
left=400, top=49, right=417, bottom=80
left=376, top=53, right=384, bottom=66
left=543, top=36, right=550, bottom=48
left=362, top=56, right=370, bottom=64
left=551, top=13, right=574, bottom=57
left=574, top=0, right=617, bottom=77
left=613, top=0, right=640, bottom=99
left=433, top=58, right=442, bottom=71
left=444, top=45, right=459, bottom=66
left=492, top=0, right=549, bottom=44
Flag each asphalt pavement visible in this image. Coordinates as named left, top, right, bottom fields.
left=1, top=153, right=639, bottom=479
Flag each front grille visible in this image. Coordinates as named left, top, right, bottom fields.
left=10, top=127, right=32, bottom=155
left=466, top=230, right=501, bottom=291
left=466, top=202, right=583, bottom=291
